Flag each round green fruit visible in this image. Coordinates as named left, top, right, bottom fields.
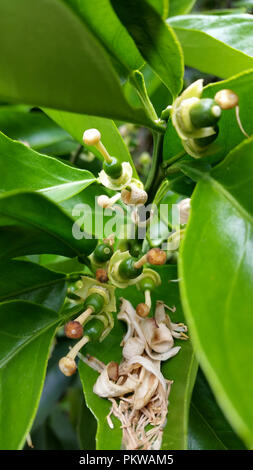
left=118, top=258, right=143, bottom=280
left=84, top=293, right=105, bottom=314
left=103, top=157, right=122, bottom=179
left=190, top=99, right=221, bottom=129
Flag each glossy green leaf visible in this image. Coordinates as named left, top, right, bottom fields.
left=62, top=0, right=143, bottom=73
left=0, top=191, right=97, bottom=260
left=189, top=369, right=246, bottom=450
left=33, top=338, right=77, bottom=432
left=111, top=0, right=184, bottom=98
left=79, top=265, right=197, bottom=450
left=0, top=105, right=71, bottom=151
left=44, top=109, right=138, bottom=178
left=78, top=400, right=97, bottom=450
left=147, top=0, right=169, bottom=18
left=0, top=132, right=96, bottom=203
left=179, top=136, right=253, bottom=448
left=0, top=260, right=67, bottom=311
left=0, top=300, right=62, bottom=449
left=168, top=14, right=253, bottom=78
left=0, top=0, right=153, bottom=128
left=169, top=0, right=196, bottom=16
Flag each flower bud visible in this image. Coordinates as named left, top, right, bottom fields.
left=178, top=198, right=191, bottom=225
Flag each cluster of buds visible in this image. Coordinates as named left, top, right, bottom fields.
left=83, top=129, right=148, bottom=209
left=166, top=79, right=246, bottom=158
left=59, top=277, right=116, bottom=376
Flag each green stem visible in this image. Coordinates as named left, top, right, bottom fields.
left=130, top=70, right=166, bottom=134
left=145, top=132, right=163, bottom=194
left=163, top=150, right=185, bottom=168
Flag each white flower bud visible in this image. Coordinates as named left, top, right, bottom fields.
left=121, top=184, right=148, bottom=206
left=178, top=198, right=191, bottom=224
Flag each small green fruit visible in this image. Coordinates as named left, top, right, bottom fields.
left=190, top=99, right=221, bottom=129
left=118, top=258, right=143, bottom=280
left=84, top=293, right=105, bottom=314
left=83, top=318, right=104, bottom=342
left=103, top=157, right=122, bottom=179
left=93, top=243, right=113, bottom=263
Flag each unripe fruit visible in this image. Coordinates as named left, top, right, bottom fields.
left=190, top=99, right=221, bottom=129
left=103, top=157, right=122, bottom=179
left=83, top=318, right=104, bottom=342
left=139, top=277, right=156, bottom=292
left=93, top=243, right=113, bottom=263
left=84, top=293, right=105, bottom=314
left=118, top=257, right=143, bottom=280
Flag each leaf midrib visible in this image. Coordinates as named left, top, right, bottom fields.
left=0, top=276, right=67, bottom=302
left=191, top=402, right=228, bottom=450
left=208, top=177, right=253, bottom=227
left=0, top=309, right=73, bottom=369
left=0, top=196, right=81, bottom=257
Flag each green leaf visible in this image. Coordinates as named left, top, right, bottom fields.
left=169, top=0, right=197, bottom=16
left=62, top=0, right=143, bottom=73
left=168, top=14, right=253, bottom=78
left=179, top=136, right=253, bottom=448
left=44, top=109, right=138, bottom=178
left=0, top=105, right=71, bottom=151
left=0, top=0, right=153, bottom=128
left=78, top=400, right=97, bottom=450
left=0, top=300, right=61, bottom=449
left=111, top=0, right=184, bottom=98
left=0, top=191, right=97, bottom=260
left=0, top=260, right=67, bottom=311
left=147, top=0, right=169, bottom=18
left=0, top=132, right=96, bottom=203
left=189, top=369, right=246, bottom=450
left=79, top=265, right=197, bottom=450
left=33, top=338, right=76, bottom=431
